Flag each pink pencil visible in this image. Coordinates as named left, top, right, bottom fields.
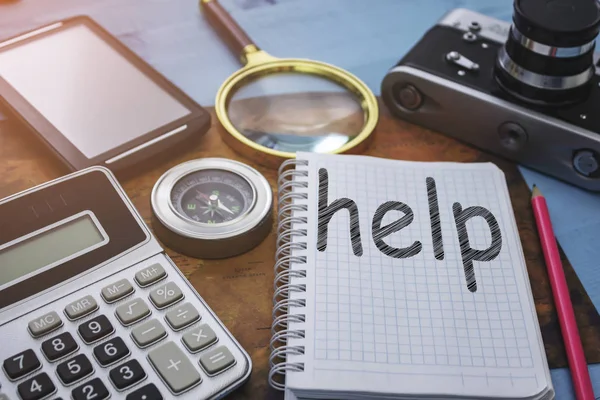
left=531, top=185, right=594, bottom=400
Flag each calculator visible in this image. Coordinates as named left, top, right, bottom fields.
left=0, top=167, right=251, bottom=400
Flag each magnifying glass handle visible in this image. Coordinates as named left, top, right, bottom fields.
left=200, top=0, right=256, bottom=61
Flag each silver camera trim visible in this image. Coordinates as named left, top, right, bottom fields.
left=382, top=8, right=600, bottom=191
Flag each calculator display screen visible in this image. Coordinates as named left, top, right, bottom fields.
left=0, top=169, right=148, bottom=309
left=0, top=213, right=107, bottom=288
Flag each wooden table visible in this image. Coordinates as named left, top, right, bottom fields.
left=2, top=98, right=600, bottom=399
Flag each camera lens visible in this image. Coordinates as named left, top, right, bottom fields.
left=495, top=0, right=600, bottom=105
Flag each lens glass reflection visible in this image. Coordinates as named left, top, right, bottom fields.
left=227, top=72, right=365, bottom=153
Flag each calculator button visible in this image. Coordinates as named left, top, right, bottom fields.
left=109, top=359, right=146, bottom=390
left=115, top=298, right=151, bottom=326
left=64, top=295, right=97, bottom=320
left=126, top=383, right=163, bottom=400
left=17, top=372, right=56, bottom=400
left=71, top=378, right=109, bottom=400
left=56, top=354, right=93, bottom=385
left=28, top=311, right=62, bottom=337
left=78, top=315, right=114, bottom=344
left=131, top=319, right=167, bottom=348
left=101, top=278, right=134, bottom=303
left=135, top=264, right=167, bottom=287
left=165, top=303, right=200, bottom=331
left=199, top=346, right=236, bottom=376
left=182, top=324, right=218, bottom=353
left=3, top=349, right=41, bottom=380
left=93, top=337, right=130, bottom=367
left=41, top=332, right=78, bottom=362
left=147, top=341, right=201, bottom=394
left=149, top=282, right=183, bottom=309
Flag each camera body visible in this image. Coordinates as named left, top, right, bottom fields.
left=382, top=8, right=600, bottom=191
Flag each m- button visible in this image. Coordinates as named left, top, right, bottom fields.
left=65, top=295, right=98, bottom=320
left=135, top=263, right=166, bottom=287
left=28, top=311, right=63, bottom=337
left=101, top=279, right=134, bottom=303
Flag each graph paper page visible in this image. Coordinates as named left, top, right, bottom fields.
left=285, top=153, right=552, bottom=398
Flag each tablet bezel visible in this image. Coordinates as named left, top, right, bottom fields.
left=0, top=16, right=210, bottom=171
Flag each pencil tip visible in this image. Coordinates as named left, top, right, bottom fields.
left=531, top=184, right=542, bottom=198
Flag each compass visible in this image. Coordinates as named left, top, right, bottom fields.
left=151, top=158, right=272, bottom=259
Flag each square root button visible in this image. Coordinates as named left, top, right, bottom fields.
left=116, top=299, right=150, bottom=326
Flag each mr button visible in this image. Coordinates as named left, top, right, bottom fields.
left=28, top=311, right=63, bottom=337
left=65, top=295, right=98, bottom=320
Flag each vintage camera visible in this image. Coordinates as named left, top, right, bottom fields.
left=382, top=0, right=600, bottom=191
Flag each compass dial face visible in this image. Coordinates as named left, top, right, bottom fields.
left=170, top=169, right=255, bottom=224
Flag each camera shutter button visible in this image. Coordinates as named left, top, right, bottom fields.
left=468, top=21, right=482, bottom=32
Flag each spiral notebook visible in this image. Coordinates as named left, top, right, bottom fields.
left=270, top=152, right=554, bottom=400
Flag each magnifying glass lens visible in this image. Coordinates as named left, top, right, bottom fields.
left=226, top=73, right=365, bottom=153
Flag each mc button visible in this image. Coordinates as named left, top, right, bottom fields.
left=28, top=311, right=63, bottom=337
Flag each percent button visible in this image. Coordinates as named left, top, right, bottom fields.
left=149, top=282, right=184, bottom=309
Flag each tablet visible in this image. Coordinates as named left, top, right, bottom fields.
left=0, top=16, right=210, bottom=171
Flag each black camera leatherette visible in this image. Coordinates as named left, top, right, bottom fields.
left=396, top=26, right=600, bottom=134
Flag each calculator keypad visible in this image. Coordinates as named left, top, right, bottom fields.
left=56, top=354, right=94, bottom=385
left=115, top=299, right=150, bottom=326
left=41, top=332, right=78, bottom=362
left=17, top=372, right=56, bottom=400
left=182, top=324, right=217, bottom=353
left=1, top=256, right=250, bottom=399
left=78, top=315, right=114, bottom=344
left=72, top=378, right=110, bottom=400
left=165, top=303, right=200, bottom=331
left=131, top=319, right=167, bottom=349
left=126, top=383, right=163, bottom=400
left=199, top=346, right=236, bottom=376
left=148, top=342, right=201, bottom=394
left=109, top=359, right=146, bottom=390
left=93, top=337, right=130, bottom=367
left=3, top=349, right=41, bottom=380
left=101, top=279, right=134, bottom=303
left=27, top=311, right=62, bottom=338
left=64, top=296, right=98, bottom=321
left=149, top=282, right=183, bottom=309
left=135, top=264, right=166, bottom=287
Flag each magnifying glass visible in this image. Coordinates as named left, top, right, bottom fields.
left=200, top=0, right=379, bottom=168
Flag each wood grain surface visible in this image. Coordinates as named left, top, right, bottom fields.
left=1, top=99, right=599, bottom=399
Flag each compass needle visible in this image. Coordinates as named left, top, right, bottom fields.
left=217, top=200, right=235, bottom=215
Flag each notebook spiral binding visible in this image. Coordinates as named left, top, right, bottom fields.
left=269, top=159, right=309, bottom=391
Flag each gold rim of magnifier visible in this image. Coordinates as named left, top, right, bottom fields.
left=214, top=47, right=379, bottom=168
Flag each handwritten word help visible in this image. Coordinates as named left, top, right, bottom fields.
left=316, top=168, right=502, bottom=292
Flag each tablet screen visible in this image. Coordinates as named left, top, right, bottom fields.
left=0, top=23, right=190, bottom=158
